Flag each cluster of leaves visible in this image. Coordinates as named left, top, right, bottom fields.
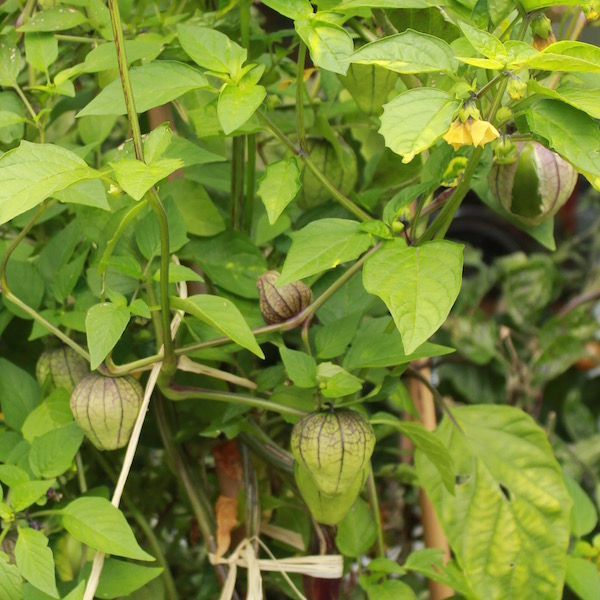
left=1, top=0, right=600, bottom=599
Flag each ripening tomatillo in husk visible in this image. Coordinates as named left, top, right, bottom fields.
left=256, top=270, right=312, bottom=325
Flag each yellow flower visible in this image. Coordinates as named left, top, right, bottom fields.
left=443, top=117, right=500, bottom=151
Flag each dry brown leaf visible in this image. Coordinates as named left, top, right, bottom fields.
left=215, top=495, right=239, bottom=559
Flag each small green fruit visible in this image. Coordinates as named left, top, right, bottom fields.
left=291, top=409, right=375, bottom=497
left=256, top=270, right=312, bottom=325
left=488, top=141, right=577, bottom=225
left=36, top=347, right=90, bottom=394
left=70, top=373, right=143, bottom=451
left=295, top=461, right=368, bottom=525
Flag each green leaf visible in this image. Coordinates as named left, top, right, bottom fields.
left=24, top=33, right=58, bottom=72
left=11, top=480, right=55, bottom=512
left=0, top=465, right=30, bottom=487
left=315, top=312, right=362, bottom=360
left=93, top=559, right=163, bottom=599
left=525, top=99, right=600, bottom=186
left=366, top=556, right=406, bottom=576
left=336, top=0, right=445, bottom=6
left=525, top=41, right=600, bottom=73
left=77, top=61, right=208, bottom=117
left=17, top=7, right=87, bottom=32
left=360, top=578, right=417, bottom=600
left=21, top=389, right=73, bottom=443
left=85, top=303, right=131, bottom=370
left=188, top=232, right=266, bottom=298
left=163, top=136, right=226, bottom=168
left=135, top=198, right=188, bottom=258
left=0, top=141, right=100, bottom=225
left=363, top=240, right=463, bottom=354
left=111, top=158, right=182, bottom=201
left=371, top=412, right=454, bottom=494
left=177, top=24, right=247, bottom=76
left=520, top=0, right=581, bottom=7
left=336, top=498, right=377, bottom=557
left=53, top=179, right=110, bottom=211
left=296, top=20, right=354, bottom=75
left=217, top=82, right=266, bottom=135
left=261, top=0, right=313, bottom=19
left=528, top=80, right=600, bottom=120
left=153, top=264, right=204, bottom=284
left=279, top=347, right=317, bottom=388
left=343, top=320, right=454, bottom=370
left=565, top=556, right=600, bottom=600
left=458, top=21, right=506, bottom=62
left=379, top=88, right=459, bottom=163
left=0, top=552, right=23, bottom=600
left=15, top=528, right=58, bottom=598
left=317, top=362, right=363, bottom=397
left=29, top=422, right=84, bottom=479
left=62, top=497, right=154, bottom=561
left=279, top=219, right=372, bottom=285
left=257, top=158, right=301, bottom=224
left=0, top=358, right=41, bottom=431
left=3, top=260, right=45, bottom=319
left=347, top=30, right=456, bottom=74
left=563, top=473, right=597, bottom=538
left=0, top=43, right=23, bottom=88
left=171, top=295, right=264, bottom=358
left=415, top=405, right=572, bottom=600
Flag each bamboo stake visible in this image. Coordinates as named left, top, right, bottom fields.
left=407, top=368, right=453, bottom=600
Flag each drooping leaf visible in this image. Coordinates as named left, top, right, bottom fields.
left=379, top=88, right=459, bottom=163
left=363, top=240, right=463, bottom=354
left=563, top=473, right=597, bottom=538
left=0, top=142, right=100, bottom=225
left=77, top=62, right=208, bottom=117
left=347, top=30, right=456, bottom=74
left=21, top=389, right=73, bottom=443
left=62, top=497, right=154, bottom=561
left=458, top=21, right=506, bottom=62
left=257, top=158, right=301, bottom=224
left=215, top=495, right=239, bottom=559
left=279, top=219, right=372, bottom=285
left=171, top=295, right=264, bottom=358
left=15, top=528, right=58, bottom=598
left=11, top=480, right=55, bottom=512
left=528, top=79, right=600, bottom=120
left=415, top=405, right=572, bottom=600
left=85, top=303, right=131, bottom=370
left=24, top=33, right=58, bottom=72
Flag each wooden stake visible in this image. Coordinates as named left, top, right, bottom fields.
left=408, top=368, right=453, bottom=600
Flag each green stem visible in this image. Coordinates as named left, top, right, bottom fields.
left=108, top=0, right=174, bottom=376
left=241, top=443, right=260, bottom=552
left=240, top=0, right=250, bottom=48
left=154, top=394, right=231, bottom=588
left=296, top=41, right=309, bottom=154
left=366, top=466, right=385, bottom=558
left=0, top=202, right=90, bottom=362
left=373, top=8, right=398, bottom=36
left=244, top=134, right=256, bottom=233
left=54, top=34, right=101, bottom=43
left=257, top=111, right=372, bottom=222
left=349, top=18, right=378, bottom=43
left=231, top=135, right=246, bottom=230
left=13, top=83, right=37, bottom=122
left=162, top=384, right=307, bottom=417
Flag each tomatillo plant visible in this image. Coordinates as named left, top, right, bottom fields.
left=1, top=1, right=600, bottom=599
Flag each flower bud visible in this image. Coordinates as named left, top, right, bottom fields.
left=70, top=373, right=143, bottom=451
left=507, top=77, right=527, bottom=101
left=493, top=135, right=519, bottom=165
left=531, top=15, right=556, bottom=51
left=256, top=270, right=312, bottom=325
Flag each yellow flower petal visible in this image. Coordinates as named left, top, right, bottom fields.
left=469, top=119, right=500, bottom=148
